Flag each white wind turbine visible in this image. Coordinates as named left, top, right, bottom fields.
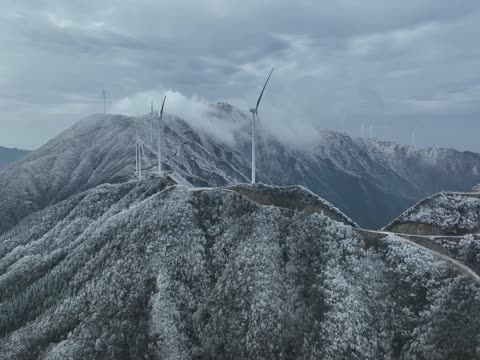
left=134, top=136, right=146, bottom=180
left=133, top=119, right=147, bottom=180
left=157, top=96, right=166, bottom=174
left=102, top=89, right=109, bottom=114
left=150, top=98, right=155, bottom=145
left=248, top=67, right=274, bottom=184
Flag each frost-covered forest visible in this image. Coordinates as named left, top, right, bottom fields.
left=0, top=177, right=479, bottom=359
left=386, top=192, right=480, bottom=235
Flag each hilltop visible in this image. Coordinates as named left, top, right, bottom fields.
left=384, top=192, right=480, bottom=236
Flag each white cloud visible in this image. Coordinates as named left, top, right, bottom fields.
left=112, top=89, right=248, bottom=145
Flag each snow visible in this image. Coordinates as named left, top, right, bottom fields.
left=2, top=111, right=480, bottom=235
left=386, top=192, right=480, bottom=235
left=0, top=178, right=479, bottom=358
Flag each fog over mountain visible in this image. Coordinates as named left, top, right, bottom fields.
left=1, top=107, right=480, bottom=236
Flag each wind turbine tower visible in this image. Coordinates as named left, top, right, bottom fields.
left=134, top=137, right=146, bottom=180
left=249, top=67, right=275, bottom=184
left=150, top=98, right=155, bottom=144
left=133, top=118, right=146, bottom=180
left=102, top=89, right=108, bottom=114
left=158, top=96, right=166, bottom=174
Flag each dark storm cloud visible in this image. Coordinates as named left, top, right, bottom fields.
left=1, top=0, right=480, bottom=151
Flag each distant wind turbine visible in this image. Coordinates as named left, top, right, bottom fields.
left=157, top=96, right=166, bottom=174
left=133, top=118, right=147, bottom=180
left=135, top=136, right=146, bottom=180
left=361, top=120, right=365, bottom=138
left=102, top=89, right=109, bottom=114
left=150, top=98, right=155, bottom=145
left=249, top=67, right=275, bottom=184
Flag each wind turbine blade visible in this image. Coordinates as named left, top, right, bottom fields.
left=255, top=67, right=275, bottom=111
left=256, top=112, right=270, bottom=158
left=160, top=96, right=166, bottom=119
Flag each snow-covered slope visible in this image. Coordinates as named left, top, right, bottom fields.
left=229, top=183, right=358, bottom=227
left=1, top=105, right=480, bottom=234
left=1, top=177, right=478, bottom=359
left=0, top=111, right=251, bottom=235
left=384, top=192, right=480, bottom=235
left=0, top=146, right=29, bottom=169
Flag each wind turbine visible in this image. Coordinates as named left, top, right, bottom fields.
left=249, top=67, right=275, bottom=184
left=150, top=98, right=155, bottom=145
left=132, top=117, right=147, bottom=180
left=134, top=136, right=146, bottom=180
left=139, top=141, right=146, bottom=179
left=157, top=96, right=166, bottom=174
left=102, top=89, right=109, bottom=114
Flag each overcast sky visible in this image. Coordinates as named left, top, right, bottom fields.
left=2, top=0, right=480, bottom=151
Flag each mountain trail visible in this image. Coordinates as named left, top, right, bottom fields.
left=359, top=228, right=480, bottom=282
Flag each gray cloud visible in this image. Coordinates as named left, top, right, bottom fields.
left=1, top=0, right=480, bottom=151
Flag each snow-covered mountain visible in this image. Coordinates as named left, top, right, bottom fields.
left=1, top=176, right=478, bottom=359
left=383, top=190, right=480, bottom=279
left=1, top=104, right=480, bottom=235
left=384, top=192, right=480, bottom=236
left=0, top=146, right=29, bottom=169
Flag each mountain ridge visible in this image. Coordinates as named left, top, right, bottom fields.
left=1, top=108, right=480, bottom=235
left=1, top=176, right=479, bottom=359
left=0, top=146, right=30, bottom=170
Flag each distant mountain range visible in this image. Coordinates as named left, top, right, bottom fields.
left=0, top=146, right=29, bottom=169
left=0, top=104, right=480, bottom=235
